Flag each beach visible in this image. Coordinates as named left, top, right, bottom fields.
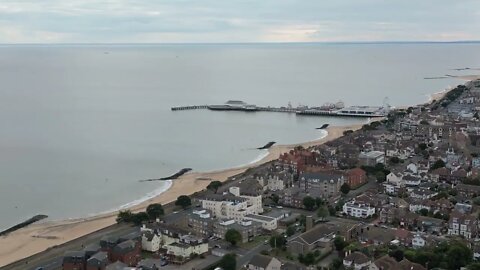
left=0, top=123, right=362, bottom=267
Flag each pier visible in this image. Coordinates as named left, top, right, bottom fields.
left=171, top=105, right=208, bottom=111
left=170, top=101, right=389, bottom=118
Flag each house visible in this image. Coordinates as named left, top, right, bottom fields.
left=165, top=235, right=209, bottom=264
left=280, top=187, right=307, bottom=209
left=137, top=258, right=163, bottom=270
left=62, top=251, right=86, bottom=270
left=394, top=228, right=413, bottom=247
left=342, top=199, right=375, bottom=218
left=105, top=261, right=128, bottom=270
left=371, top=256, right=426, bottom=270
left=213, top=219, right=261, bottom=243
left=141, top=231, right=161, bottom=252
left=456, top=183, right=480, bottom=197
left=343, top=251, right=371, bottom=270
left=245, top=214, right=278, bottom=230
left=298, top=171, right=345, bottom=198
left=448, top=211, right=478, bottom=239
left=345, top=168, right=367, bottom=189
left=416, top=216, right=444, bottom=234
left=86, top=251, right=108, bottom=270
left=111, top=240, right=141, bottom=266
left=246, top=254, right=282, bottom=270
left=358, top=151, right=385, bottom=166
left=359, top=227, right=395, bottom=246
left=186, top=209, right=214, bottom=237
left=287, top=225, right=336, bottom=255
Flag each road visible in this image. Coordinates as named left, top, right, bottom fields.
left=0, top=223, right=136, bottom=270
left=235, top=242, right=270, bottom=270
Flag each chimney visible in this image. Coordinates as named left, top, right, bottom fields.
left=306, top=216, right=313, bottom=231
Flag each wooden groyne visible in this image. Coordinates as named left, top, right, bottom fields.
left=139, top=168, right=192, bottom=182
left=171, top=105, right=208, bottom=111
left=0, top=215, right=48, bottom=236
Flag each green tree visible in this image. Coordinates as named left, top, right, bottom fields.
left=317, top=206, right=329, bottom=220
left=116, top=210, right=133, bottom=223
left=328, top=205, right=336, bottom=216
left=389, top=157, right=400, bottom=164
left=269, top=234, right=286, bottom=249
left=146, top=203, right=164, bottom=220
left=131, top=212, right=149, bottom=225
left=446, top=243, right=472, bottom=270
left=468, top=263, right=480, bottom=270
left=419, top=208, right=429, bottom=216
left=375, top=171, right=386, bottom=182
left=340, top=183, right=351, bottom=195
left=303, top=196, right=316, bottom=211
left=286, top=225, right=295, bottom=237
left=431, top=159, right=446, bottom=170
left=225, top=229, right=242, bottom=246
left=418, top=143, right=428, bottom=151
left=271, top=194, right=280, bottom=205
left=217, top=254, right=236, bottom=270
left=330, top=258, right=343, bottom=270
left=207, top=180, right=222, bottom=193
left=315, top=197, right=325, bottom=207
left=175, top=195, right=192, bottom=209
left=333, top=236, right=347, bottom=251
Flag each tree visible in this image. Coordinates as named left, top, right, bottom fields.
left=419, top=208, right=429, bottom=216
left=317, top=206, right=329, bottom=220
left=207, top=180, right=222, bottom=193
left=389, top=249, right=404, bottom=261
left=269, top=234, right=286, bottom=249
left=376, top=171, right=386, bottom=182
left=315, top=197, right=325, bottom=207
left=225, top=229, right=242, bottom=246
left=340, top=183, right=351, bottom=195
left=271, top=194, right=280, bottom=205
left=446, top=243, right=472, bottom=270
left=303, top=196, right=316, bottom=211
left=217, top=254, right=236, bottom=270
left=389, top=157, right=400, bottom=164
left=328, top=205, right=336, bottom=216
left=418, top=143, right=428, bottom=151
left=330, top=258, right=343, bottom=270
left=286, top=225, right=295, bottom=237
left=146, top=203, right=164, bottom=220
left=333, top=236, right=347, bottom=251
left=175, top=195, right=192, bottom=209
left=131, top=212, right=149, bottom=225
left=431, top=159, right=446, bottom=170
left=116, top=210, right=133, bottom=223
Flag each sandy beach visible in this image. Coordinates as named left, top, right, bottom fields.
left=0, top=123, right=363, bottom=266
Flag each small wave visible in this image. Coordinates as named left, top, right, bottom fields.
left=248, top=150, right=270, bottom=165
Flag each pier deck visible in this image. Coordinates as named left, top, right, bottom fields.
left=170, top=104, right=387, bottom=117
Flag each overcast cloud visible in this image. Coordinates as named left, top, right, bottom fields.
left=0, top=0, right=479, bottom=43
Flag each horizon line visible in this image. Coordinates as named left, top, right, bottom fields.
left=0, top=40, right=480, bottom=46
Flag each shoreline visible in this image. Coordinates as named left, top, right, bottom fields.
left=0, top=78, right=477, bottom=266
left=0, top=123, right=360, bottom=266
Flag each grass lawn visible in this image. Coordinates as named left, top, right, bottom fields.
left=239, top=235, right=270, bottom=249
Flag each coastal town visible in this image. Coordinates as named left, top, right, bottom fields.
left=5, top=79, right=480, bottom=270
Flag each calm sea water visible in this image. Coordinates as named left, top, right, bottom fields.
left=0, top=43, right=479, bottom=230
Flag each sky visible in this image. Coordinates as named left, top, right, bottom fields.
left=0, top=0, right=479, bottom=43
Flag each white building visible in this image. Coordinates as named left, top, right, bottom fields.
left=343, top=251, right=371, bottom=270
left=359, top=151, right=385, bottom=166
left=200, top=191, right=261, bottom=222
left=141, top=231, right=161, bottom=252
left=343, top=200, right=375, bottom=218
left=244, top=214, right=277, bottom=231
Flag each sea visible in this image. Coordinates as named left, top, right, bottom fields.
left=0, top=42, right=479, bottom=230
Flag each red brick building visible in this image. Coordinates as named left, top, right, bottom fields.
left=345, top=168, right=367, bottom=189
left=111, top=240, right=141, bottom=266
left=278, top=148, right=318, bottom=173
left=62, top=251, right=86, bottom=270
